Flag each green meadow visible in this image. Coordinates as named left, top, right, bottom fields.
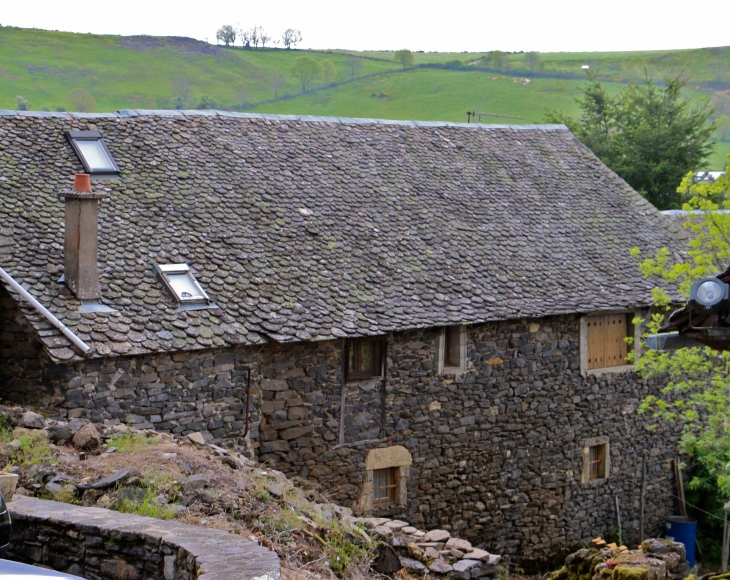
left=0, top=26, right=728, bottom=168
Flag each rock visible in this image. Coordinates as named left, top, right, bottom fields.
left=425, top=547, right=440, bottom=560
left=407, top=543, right=425, bottom=561
left=76, top=468, right=138, bottom=491
left=372, top=526, right=394, bottom=539
left=487, top=554, right=501, bottom=565
left=21, top=411, right=45, bottom=429
left=45, top=424, right=73, bottom=444
left=100, top=559, right=140, bottom=580
left=57, top=454, right=77, bottom=465
left=72, top=424, right=101, bottom=451
left=361, top=517, right=390, bottom=529
left=451, top=548, right=466, bottom=558
left=13, top=427, right=49, bottom=441
left=154, top=494, right=168, bottom=504
left=266, top=482, right=284, bottom=498
left=373, top=543, right=402, bottom=574
left=447, top=537, right=473, bottom=552
left=454, top=559, right=481, bottom=572
left=401, top=557, right=427, bottom=573
left=181, top=474, right=207, bottom=493
left=187, top=432, right=206, bottom=445
left=6, top=439, right=21, bottom=452
left=402, top=526, right=418, bottom=534
left=464, top=548, right=491, bottom=561
left=425, top=529, right=451, bottom=543
left=45, top=482, right=63, bottom=494
left=67, top=418, right=85, bottom=434
left=429, top=559, right=454, bottom=574
left=170, top=504, right=187, bottom=515
left=385, top=519, right=409, bottom=531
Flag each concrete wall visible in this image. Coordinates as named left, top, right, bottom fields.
left=0, top=293, right=682, bottom=564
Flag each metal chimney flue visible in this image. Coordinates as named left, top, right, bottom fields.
left=60, top=173, right=107, bottom=300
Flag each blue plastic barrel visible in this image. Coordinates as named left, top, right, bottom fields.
left=666, top=516, right=697, bottom=568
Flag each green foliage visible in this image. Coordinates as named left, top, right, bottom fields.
left=106, top=431, right=154, bottom=453
left=15, top=95, right=28, bottom=110
left=546, top=72, right=717, bottom=209
left=291, top=56, right=321, bottom=92
left=117, top=485, right=176, bottom=519
left=67, top=88, right=96, bottom=112
left=393, top=49, right=414, bottom=69
left=0, top=416, right=13, bottom=443
left=7, top=435, right=53, bottom=467
left=321, top=60, right=336, bottom=84
left=216, top=25, right=236, bottom=47
left=524, top=52, right=540, bottom=69
left=634, top=154, right=730, bottom=502
left=196, top=95, right=216, bottom=109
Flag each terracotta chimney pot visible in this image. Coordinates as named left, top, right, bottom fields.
left=73, top=173, right=92, bottom=193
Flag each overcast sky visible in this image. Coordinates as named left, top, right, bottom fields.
left=2, top=0, right=728, bottom=53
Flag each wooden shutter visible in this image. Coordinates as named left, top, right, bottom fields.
left=587, top=314, right=629, bottom=370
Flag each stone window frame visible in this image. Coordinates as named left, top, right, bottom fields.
left=360, top=446, right=412, bottom=512
left=581, top=436, right=610, bottom=484
left=580, top=310, right=641, bottom=377
left=436, top=325, right=467, bottom=376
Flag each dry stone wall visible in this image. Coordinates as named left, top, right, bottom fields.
left=7, top=496, right=279, bottom=580
left=0, top=298, right=682, bottom=565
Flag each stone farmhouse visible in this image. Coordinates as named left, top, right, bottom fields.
left=0, top=110, right=684, bottom=564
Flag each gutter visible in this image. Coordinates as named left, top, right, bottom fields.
left=0, top=266, right=91, bottom=355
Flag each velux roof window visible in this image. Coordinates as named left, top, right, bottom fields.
left=66, top=131, right=120, bottom=178
left=152, top=264, right=218, bottom=311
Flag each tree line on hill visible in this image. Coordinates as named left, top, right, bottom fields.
left=215, top=24, right=303, bottom=50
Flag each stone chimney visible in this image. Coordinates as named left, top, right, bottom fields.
left=60, top=174, right=107, bottom=300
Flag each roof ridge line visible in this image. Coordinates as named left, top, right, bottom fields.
left=0, top=108, right=568, bottom=131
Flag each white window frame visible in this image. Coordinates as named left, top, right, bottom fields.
left=437, top=325, right=467, bottom=376
left=580, top=310, right=641, bottom=377
left=152, top=263, right=217, bottom=311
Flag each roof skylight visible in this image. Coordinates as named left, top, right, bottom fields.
left=152, top=264, right=218, bottom=311
left=66, top=130, right=120, bottom=179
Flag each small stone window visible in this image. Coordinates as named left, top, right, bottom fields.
left=360, top=446, right=412, bottom=512
left=346, top=338, right=384, bottom=380
left=372, top=468, right=397, bottom=507
left=581, top=313, right=636, bottom=375
left=437, top=325, right=466, bottom=375
left=581, top=437, right=610, bottom=483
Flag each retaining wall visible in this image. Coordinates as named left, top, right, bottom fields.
left=7, top=496, right=280, bottom=580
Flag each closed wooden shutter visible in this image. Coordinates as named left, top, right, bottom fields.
left=587, top=314, right=629, bottom=370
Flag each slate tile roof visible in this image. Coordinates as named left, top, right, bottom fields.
left=0, top=110, right=684, bottom=363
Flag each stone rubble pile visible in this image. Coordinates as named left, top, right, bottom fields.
left=354, top=517, right=502, bottom=579
left=547, top=539, right=692, bottom=580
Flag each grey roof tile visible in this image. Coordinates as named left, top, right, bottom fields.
left=0, top=111, right=683, bottom=362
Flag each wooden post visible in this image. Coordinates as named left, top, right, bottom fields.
left=615, top=495, right=622, bottom=546
left=722, top=503, right=729, bottom=573
left=640, top=451, right=647, bottom=542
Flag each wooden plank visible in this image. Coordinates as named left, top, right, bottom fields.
left=587, top=316, right=605, bottom=370
left=605, top=314, right=627, bottom=367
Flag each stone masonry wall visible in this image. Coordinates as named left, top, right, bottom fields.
left=0, top=300, right=682, bottom=564
left=8, top=496, right=280, bottom=580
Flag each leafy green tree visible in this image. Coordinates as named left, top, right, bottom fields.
left=67, top=88, right=96, bottom=112
left=281, top=29, right=302, bottom=49
left=546, top=72, right=716, bottom=210
left=196, top=95, right=216, bottom=109
left=393, top=49, right=414, bottom=69
left=524, top=51, right=540, bottom=69
left=271, top=71, right=286, bottom=98
left=15, top=95, right=28, bottom=111
left=216, top=25, right=237, bottom=47
left=291, top=57, right=320, bottom=92
left=345, top=55, right=363, bottom=80
left=633, top=154, right=730, bottom=502
left=321, top=60, right=336, bottom=84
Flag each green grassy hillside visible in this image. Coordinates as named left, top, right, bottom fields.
left=1, top=26, right=728, bottom=168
